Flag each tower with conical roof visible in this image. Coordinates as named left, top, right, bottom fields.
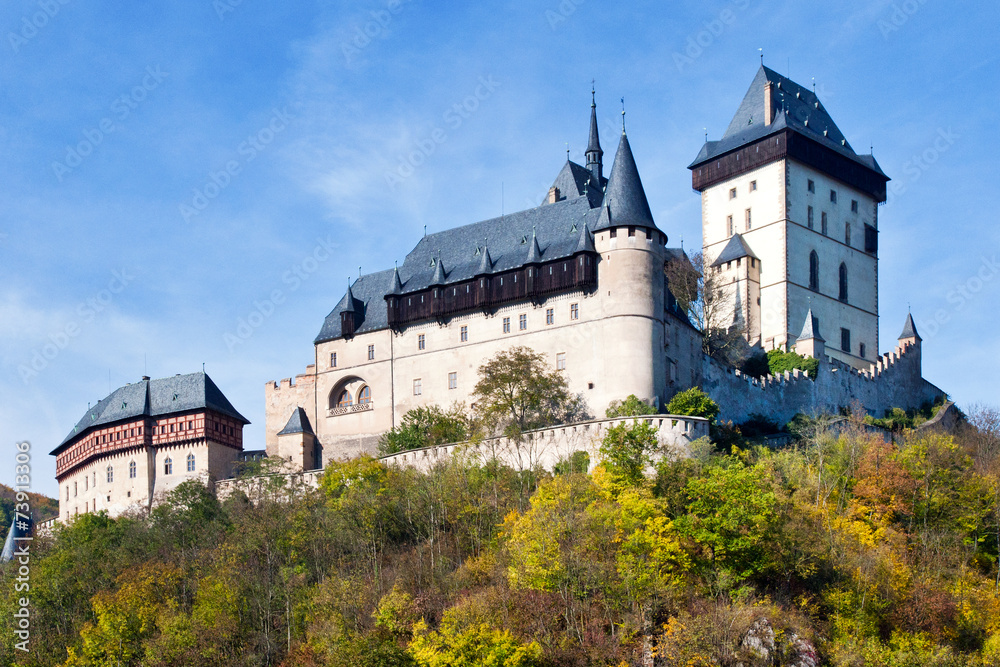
left=689, top=65, right=888, bottom=370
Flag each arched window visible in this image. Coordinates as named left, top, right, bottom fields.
left=164, top=457, right=173, bottom=475
left=357, top=385, right=371, bottom=405
left=809, top=251, right=819, bottom=291
left=129, top=460, right=136, bottom=479
left=839, top=263, right=849, bottom=302
left=186, top=453, right=195, bottom=472
left=106, top=465, right=113, bottom=483
left=337, top=390, right=352, bottom=408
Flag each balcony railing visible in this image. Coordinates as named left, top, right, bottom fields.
left=327, top=402, right=373, bottom=417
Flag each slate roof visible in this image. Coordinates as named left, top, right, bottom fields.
left=710, top=233, right=758, bottom=267
left=595, top=132, right=660, bottom=233
left=689, top=65, right=886, bottom=177
left=797, top=308, right=825, bottom=342
left=277, top=407, right=315, bottom=436
left=546, top=160, right=604, bottom=206
left=52, top=372, right=249, bottom=454
left=898, top=313, right=921, bottom=341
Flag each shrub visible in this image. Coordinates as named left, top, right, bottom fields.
left=666, top=388, right=720, bottom=423
left=606, top=394, right=658, bottom=418
left=766, top=348, right=818, bottom=379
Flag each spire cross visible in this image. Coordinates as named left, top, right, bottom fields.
left=620, top=97, right=626, bottom=133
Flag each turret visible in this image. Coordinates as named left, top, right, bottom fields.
left=795, top=308, right=825, bottom=360
left=897, top=312, right=922, bottom=372
left=585, top=87, right=603, bottom=183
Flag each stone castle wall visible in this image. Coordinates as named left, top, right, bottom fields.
left=703, top=341, right=944, bottom=425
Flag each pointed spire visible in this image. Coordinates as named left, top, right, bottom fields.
left=477, top=241, right=493, bottom=275
left=797, top=308, right=824, bottom=342
left=586, top=85, right=603, bottom=182
left=337, top=279, right=359, bottom=313
left=898, top=312, right=921, bottom=341
left=599, top=131, right=656, bottom=230
left=526, top=227, right=542, bottom=264
left=574, top=221, right=595, bottom=253
left=431, top=256, right=446, bottom=285
left=389, top=263, right=403, bottom=294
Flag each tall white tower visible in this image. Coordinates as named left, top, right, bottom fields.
left=689, top=66, right=889, bottom=369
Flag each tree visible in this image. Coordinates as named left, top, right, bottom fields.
left=665, top=388, right=719, bottom=423
left=606, top=394, right=658, bottom=418
left=665, top=251, right=753, bottom=365
left=767, top=347, right=819, bottom=379
left=409, top=614, right=542, bottom=667
left=471, top=346, right=584, bottom=441
left=599, top=420, right=659, bottom=488
left=378, top=404, right=470, bottom=455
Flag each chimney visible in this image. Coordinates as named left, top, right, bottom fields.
left=547, top=186, right=560, bottom=204
left=763, top=80, right=774, bottom=126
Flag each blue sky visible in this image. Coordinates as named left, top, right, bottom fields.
left=2, top=0, right=997, bottom=498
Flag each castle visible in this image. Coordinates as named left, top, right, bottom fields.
left=263, top=65, right=944, bottom=470
left=47, top=66, right=946, bottom=511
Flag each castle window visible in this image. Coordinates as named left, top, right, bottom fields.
left=821, top=212, right=828, bottom=236
left=336, top=390, right=353, bottom=408
left=830, top=189, right=837, bottom=204
left=129, top=461, right=136, bottom=479
left=65, top=486, right=69, bottom=501
left=519, top=314, right=527, bottom=330
left=727, top=215, right=733, bottom=236
left=571, top=303, right=579, bottom=320
left=107, top=466, right=113, bottom=483
left=839, top=263, right=848, bottom=302
left=556, top=352, right=566, bottom=371
left=865, top=223, right=878, bottom=255
left=418, top=334, right=425, bottom=350
left=809, top=251, right=819, bottom=291
left=628, top=226, right=636, bottom=237
left=460, top=325, right=468, bottom=342
left=845, top=223, right=851, bottom=246
left=749, top=180, right=757, bottom=192
left=546, top=308, right=554, bottom=325
left=807, top=206, right=814, bottom=229
left=840, top=328, right=851, bottom=352
left=859, top=343, right=866, bottom=358
left=745, top=208, right=752, bottom=231
left=729, top=187, right=737, bottom=199
left=331, top=352, right=337, bottom=368
left=851, top=199, right=859, bottom=213
left=368, top=344, right=375, bottom=360
left=164, top=458, right=173, bottom=475
left=807, top=179, right=815, bottom=193
left=357, top=386, right=371, bottom=404
left=448, top=372, right=457, bottom=390
left=413, top=379, right=422, bottom=396
left=170, top=424, right=175, bottom=433
left=503, top=317, right=511, bottom=333
left=187, top=453, right=195, bottom=472
left=74, top=481, right=77, bottom=497
left=609, top=228, right=617, bottom=238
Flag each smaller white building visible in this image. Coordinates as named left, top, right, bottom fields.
left=50, top=372, right=248, bottom=520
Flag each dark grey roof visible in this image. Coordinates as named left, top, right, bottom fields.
left=431, top=257, right=447, bottom=285
left=587, top=93, right=602, bottom=158
left=525, top=228, right=543, bottom=263
left=709, top=233, right=758, bottom=267
left=315, top=194, right=604, bottom=344
left=797, top=308, right=824, bottom=342
left=574, top=222, right=595, bottom=253
left=478, top=243, right=494, bottom=274
left=389, top=265, right=403, bottom=294
left=53, top=372, right=249, bottom=454
left=595, top=132, right=659, bottom=232
left=277, top=407, right=314, bottom=436
left=336, top=281, right=361, bottom=314
left=546, top=160, right=603, bottom=206
left=898, top=313, right=921, bottom=341
left=689, top=66, right=886, bottom=177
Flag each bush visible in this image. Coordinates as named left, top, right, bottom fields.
left=666, top=388, right=720, bottom=423
left=738, top=414, right=783, bottom=438
left=378, top=405, right=469, bottom=455
left=606, top=394, right=658, bottom=418
left=767, top=348, right=818, bottom=379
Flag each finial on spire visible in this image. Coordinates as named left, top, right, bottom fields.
left=704, top=127, right=708, bottom=142
left=759, top=47, right=763, bottom=65
left=812, top=77, right=816, bottom=94
left=358, top=265, right=361, bottom=279
left=423, top=224, right=427, bottom=237
left=591, top=79, right=596, bottom=106
left=566, top=142, right=570, bottom=160
left=620, top=97, right=626, bottom=134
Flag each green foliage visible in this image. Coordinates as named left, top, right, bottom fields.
left=378, top=404, right=470, bottom=455
left=409, top=613, right=542, bottom=667
left=598, top=419, right=659, bottom=488
left=552, top=450, right=590, bottom=476
left=738, top=413, right=783, bottom=438
left=666, top=387, right=720, bottom=423
left=471, top=345, right=584, bottom=440
left=767, top=347, right=819, bottom=378
left=866, top=398, right=947, bottom=432
left=605, top=394, right=658, bottom=418
left=739, top=351, right=770, bottom=379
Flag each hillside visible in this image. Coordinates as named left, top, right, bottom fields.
left=0, top=483, right=58, bottom=528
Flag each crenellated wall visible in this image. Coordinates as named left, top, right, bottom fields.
left=703, top=340, right=944, bottom=425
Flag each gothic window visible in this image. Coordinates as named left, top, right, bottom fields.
left=357, top=385, right=371, bottom=404
left=129, top=460, right=136, bottom=479
left=106, top=466, right=113, bottom=483
left=809, top=251, right=819, bottom=291
left=164, top=458, right=173, bottom=475
left=186, top=453, right=195, bottom=472
left=336, top=390, right=353, bottom=408
left=839, top=263, right=849, bottom=302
